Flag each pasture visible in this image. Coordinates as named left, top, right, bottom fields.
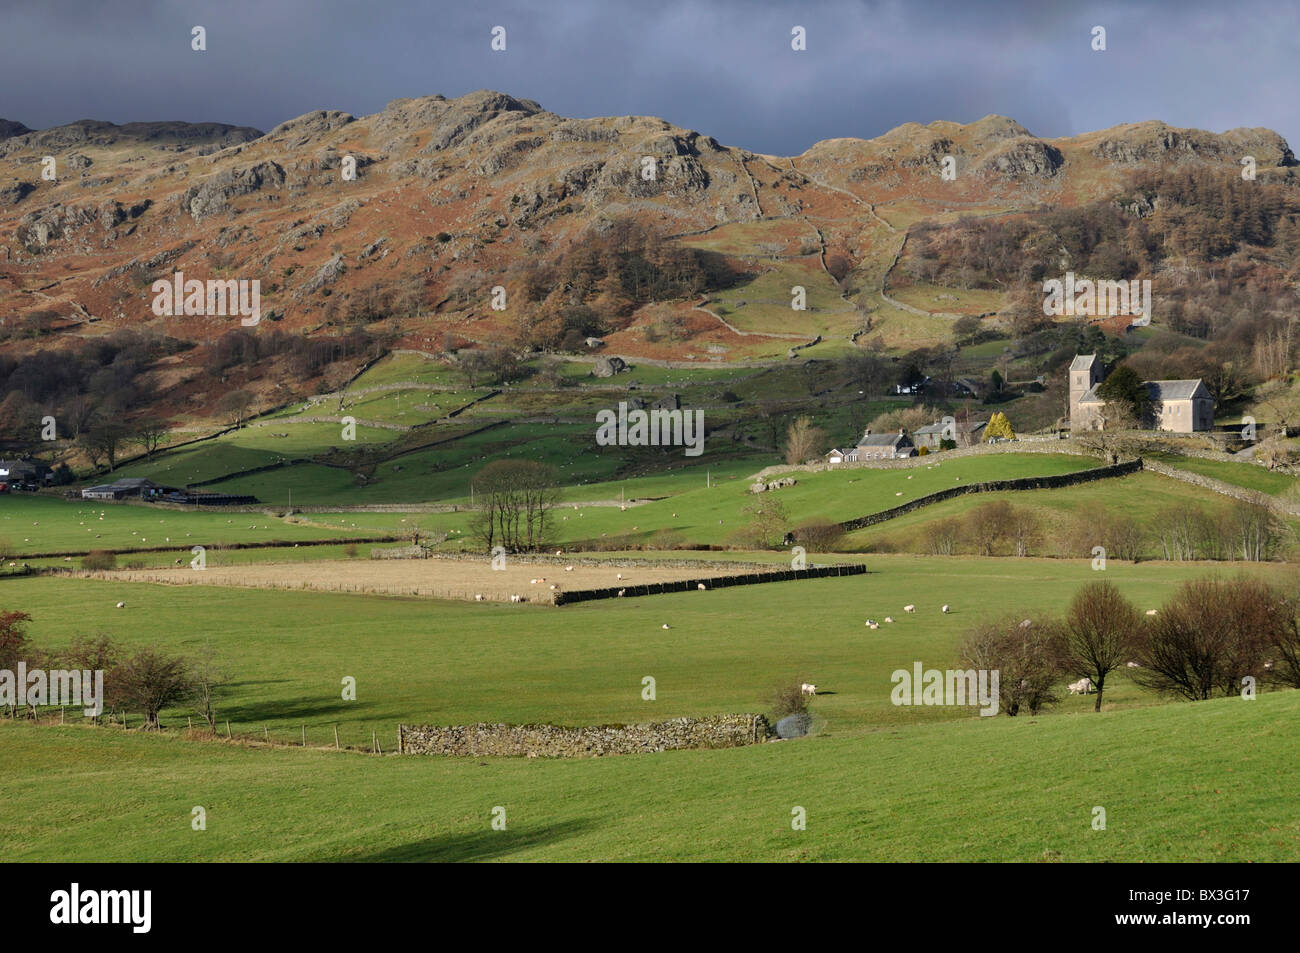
left=2, top=681, right=1296, bottom=862
left=99, top=556, right=761, bottom=603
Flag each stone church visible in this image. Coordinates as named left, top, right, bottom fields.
left=1068, top=354, right=1214, bottom=433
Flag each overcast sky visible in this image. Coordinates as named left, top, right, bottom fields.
left=1, top=0, right=1295, bottom=155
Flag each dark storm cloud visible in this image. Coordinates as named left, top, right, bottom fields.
left=0, top=0, right=1294, bottom=154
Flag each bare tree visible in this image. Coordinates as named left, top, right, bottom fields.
left=1062, top=581, right=1141, bottom=711
left=964, top=500, right=1015, bottom=556
left=960, top=616, right=1065, bottom=716
left=784, top=416, right=827, bottom=465
left=470, top=459, right=560, bottom=552
left=216, top=389, right=254, bottom=429
left=112, top=647, right=197, bottom=729
left=189, top=643, right=230, bottom=732
left=1133, top=577, right=1280, bottom=701
left=135, top=419, right=170, bottom=460
left=742, top=495, right=790, bottom=549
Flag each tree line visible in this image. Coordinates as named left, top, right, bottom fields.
left=961, top=577, right=1300, bottom=715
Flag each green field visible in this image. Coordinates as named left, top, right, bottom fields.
left=1149, top=452, right=1299, bottom=496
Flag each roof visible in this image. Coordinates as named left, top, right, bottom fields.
left=1147, top=380, right=1208, bottom=401
left=109, top=477, right=159, bottom=488
left=857, top=432, right=910, bottom=447
left=1079, top=379, right=1209, bottom=404
left=1070, top=354, right=1097, bottom=371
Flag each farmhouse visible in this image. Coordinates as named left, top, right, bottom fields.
left=81, top=477, right=169, bottom=501
left=1068, top=353, right=1214, bottom=433
left=912, top=418, right=986, bottom=450
left=851, top=428, right=916, bottom=460
left=0, top=458, right=52, bottom=483
left=80, top=477, right=258, bottom=505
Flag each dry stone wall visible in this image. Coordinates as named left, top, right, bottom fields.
left=552, top=562, right=866, bottom=605
left=838, top=460, right=1141, bottom=531
left=399, top=714, right=774, bottom=758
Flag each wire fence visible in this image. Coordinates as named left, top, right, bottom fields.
left=4, top=707, right=401, bottom=755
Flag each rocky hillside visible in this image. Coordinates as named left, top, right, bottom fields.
left=0, top=89, right=1295, bottom=423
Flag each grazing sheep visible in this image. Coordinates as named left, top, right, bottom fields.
left=1126, top=661, right=1141, bottom=668
left=1067, top=677, right=1095, bottom=695
left=510, top=594, right=522, bottom=603
left=662, top=623, right=670, bottom=629
left=565, top=566, right=574, bottom=572
left=1019, top=618, right=1033, bottom=629
left=549, top=584, right=558, bottom=591
left=941, top=604, right=950, bottom=613
left=617, top=573, right=624, bottom=580
left=800, top=683, right=817, bottom=696
left=904, top=604, right=916, bottom=613
left=475, top=594, right=484, bottom=602
left=1145, top=609, right=1158, bottom=616
left=115, top=602, right=125, bottom=609
left=884, top=616, right=894, bottom=623
left=617, top=589, right=626, bottom=597
left=697, top=583, right=706, bottom=591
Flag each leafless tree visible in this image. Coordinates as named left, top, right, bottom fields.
left=1062, top=581, right=1141, bottom=711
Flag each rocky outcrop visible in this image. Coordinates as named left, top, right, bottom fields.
left=0, top=119, right=33, bottom=141
left=181, top=160, right=286, bottom=220
left=399, top=714, right=773, bottom=758
left=975, top=137, right=1064, bottom=177
left=298, top=252, right=346, bottom=295
left=0, top=180, right=35, bottom=206
left=419, top=90, right=542, bottom=152
left=1090, top=122, right=1296, bottom=166
left=591, top=355, right=628, bottom=377
left=0, top=119, right=261, bottom=157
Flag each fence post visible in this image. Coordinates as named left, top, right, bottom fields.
left=302, top=724, right=306, bottom=747
left=334, top=725, right=340, bottom=750
left=225, top=720, right=231, bottom=739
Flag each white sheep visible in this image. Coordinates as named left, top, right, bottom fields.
left=1145, top=609, right=1158, bottom=616
left=800, top=683, right=817, bottom=696
left=904, top=604, right=916, bottom=613
left=662, top=623, right=671, bottom=629
left=884, top=616, right=894, bottom=623
left=1126, top=661, right=1141, bottom=668
left=697, top=583, right=706, bottom=591
left=617, top=589, right=626, bottom=597
left=475, top=594, right=484, bottom=602
left=565, top=566, right=574, bottom=572
left=115, top=601, right=125, bottom=609
left=510, top=594, right=522, bottom=603
left=941, top=604, right=950, bottom=613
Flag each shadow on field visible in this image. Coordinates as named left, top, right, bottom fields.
left=335, top=819, right=594, bottom=862
left=217, top=695, right=359, bottom=723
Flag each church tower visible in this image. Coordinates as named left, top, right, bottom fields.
left=1068, top=354, right=1100, bottom=429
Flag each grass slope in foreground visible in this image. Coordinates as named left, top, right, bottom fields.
left=1, top=690, right=1295, bottom=861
